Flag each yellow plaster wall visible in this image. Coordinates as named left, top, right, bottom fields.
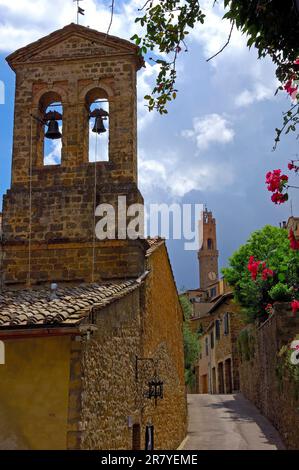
left=0, top=335, right=71, bottom=450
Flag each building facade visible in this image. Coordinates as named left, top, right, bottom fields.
left=197, top=293, right=244, bottom=394
left=0, top=24, right=187, bottom=450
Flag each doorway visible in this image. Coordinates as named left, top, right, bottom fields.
left=218, top=362, right=224, bottom=394
left=225, top=358, right=233, bottom=394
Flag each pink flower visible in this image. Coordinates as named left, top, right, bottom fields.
left=291, top=299, right=299, bottom=315
left=289, top=229, right=299, bottom=250
left=271, top=192, right=288, bottom=204
left=265, top=304, right=273, bottom=315
left=284, top=79, right=298, bottom=97
left=262, top=268, right=274, bottom=280
left=247, top=256, right=260, bottom=281
left=294, top=58, right=299, bottom=65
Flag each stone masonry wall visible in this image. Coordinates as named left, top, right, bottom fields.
left=239, top=304, right=299, bottom=449
left=142, top=244, right=187, bottom=449
left=67, top=289, right=142, bottom=450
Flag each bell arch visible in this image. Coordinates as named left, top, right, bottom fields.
left=34, top=90, right=64, bottom=166
left=84, top=87, right=110, bottom=163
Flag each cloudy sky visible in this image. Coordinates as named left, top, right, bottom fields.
left=0, top=0, right=297, bottom=290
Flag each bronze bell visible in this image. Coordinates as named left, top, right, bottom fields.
left=45, top=119, right=62, bottom=140
left=92, top=116, right=106, bottom=134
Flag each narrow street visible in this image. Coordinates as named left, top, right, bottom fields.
left=182, top=394, right=285, bottom=450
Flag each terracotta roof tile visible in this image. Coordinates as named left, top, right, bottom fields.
left=0, top=280, right=141, bottom=329
left=146, top=237, right=165, bottom=256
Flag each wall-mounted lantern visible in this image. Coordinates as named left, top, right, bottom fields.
left=145, top=372, right=164, bottom=405
left=135, top=356, right=164, bottom=406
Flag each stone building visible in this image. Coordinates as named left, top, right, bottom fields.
left=0, top=24, right=187, bottom=450
left=198, top=209, right=219, bottom=291
left=187, top=209, right=244, bottom=393
left=197, top=293, right=244, bottom=394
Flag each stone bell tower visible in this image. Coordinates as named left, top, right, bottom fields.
left=2, top=23, right=146, bottom=286
left=198, top=208, right=219, bottom=290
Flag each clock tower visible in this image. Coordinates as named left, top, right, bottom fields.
left=198, top=208, right=219, bottom=290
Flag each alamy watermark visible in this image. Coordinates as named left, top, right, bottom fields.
left=95, top=197, right=204, bottom=251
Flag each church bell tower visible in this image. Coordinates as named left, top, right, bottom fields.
left=2, top=23, right=146, bottom=286
left=198, top=209, right=219, bottom=290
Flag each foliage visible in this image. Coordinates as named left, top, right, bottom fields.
left=132, top=0, right=205, bottom=114
left=180, top=294, right=200, bottom=387
left=269, top=282, right=293, bottom=302
left=132, top=0, right=299, bottom=141
left=276, top=340, right=299, bottom=400
left=222, top=225, right=299, bottom=324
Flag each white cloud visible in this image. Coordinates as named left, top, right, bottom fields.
left=139, top=149, right=235, bottom=199
left=182, top=114, right=235, bottom=151
left=190, top=0, right=245, bottom=63
left=0, top=0, right=143, bottom=52
left=44, top=139, right=62, bottom=166
left=235, top=84, right=275, bottom=108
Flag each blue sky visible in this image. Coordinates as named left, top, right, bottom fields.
left=0, top=0, right=297, bottom=290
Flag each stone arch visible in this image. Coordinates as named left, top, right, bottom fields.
left=83, top=86, right=110, bottom=163
left=78, top=82, right=114, bottom=103
left=34, top=90, right=64, bottom=166
left=32, top=85, right=68, bottom=108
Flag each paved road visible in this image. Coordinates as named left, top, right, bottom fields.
left=182, top=394, right=285, bottom=450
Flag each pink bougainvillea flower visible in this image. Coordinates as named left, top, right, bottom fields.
left=265, top=304, right=273, bottom=315
left=266, top=170, right=288, bottom=193
left=289, top=228, right=299, bottom=250
left=284, top=79, right=298, bottom=96
left=262, top=268, right=274, bottom=281
left=291, top=299, right=299, bottom=315
left=294, top=58, right=299, bottom=65
left=248, top=256, right=261, bottom=281
left=288, top=162, right=295, bottom=170
left=271, top=192, right=288, bottom=204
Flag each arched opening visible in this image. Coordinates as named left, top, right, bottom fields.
left=207, top=238, right=213, bottom=250
left=38, top=91, right=63, bottom=166
left=85, top=88, right=109, bottom=162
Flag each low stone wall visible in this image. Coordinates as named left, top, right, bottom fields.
left=239, top=304, right=299, bottom=449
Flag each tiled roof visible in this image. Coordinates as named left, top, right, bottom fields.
left=0, top=280, right=141, bottom=329
left=145, top=237, right=165, bottom=256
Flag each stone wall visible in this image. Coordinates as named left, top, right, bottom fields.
left=239, top=304, right=299, bottom=449
left=142, top=244, right=187, bottom=449
left=74, top=289, right=142, bottom=450
left=67, top=249, right=187, bottom=451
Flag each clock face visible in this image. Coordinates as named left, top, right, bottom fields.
left=208, top=271, right=217, bottom=281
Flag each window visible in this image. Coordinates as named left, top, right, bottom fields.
left=224, top=313, right=230, bottom=335
left=215, top=319, right=221, bottom=340
left=210, top=287, right=217, bottom=298
left=205, top=337, right=209, bottom=356
left=207, top=238, right=213, bottom=249
left=210, top=331, right=214, bottom=349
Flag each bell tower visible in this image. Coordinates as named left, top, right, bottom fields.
left=198, top=209, right=219, bottom=290
left=2, top=24, right=146, bottom=286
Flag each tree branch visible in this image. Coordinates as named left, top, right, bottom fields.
left=106, top=0, right=115, bottom=37
left=206, top=23, right=234, bottom=62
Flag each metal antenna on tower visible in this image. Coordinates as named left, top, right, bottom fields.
left=73, top=0, right=85, bottom=25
